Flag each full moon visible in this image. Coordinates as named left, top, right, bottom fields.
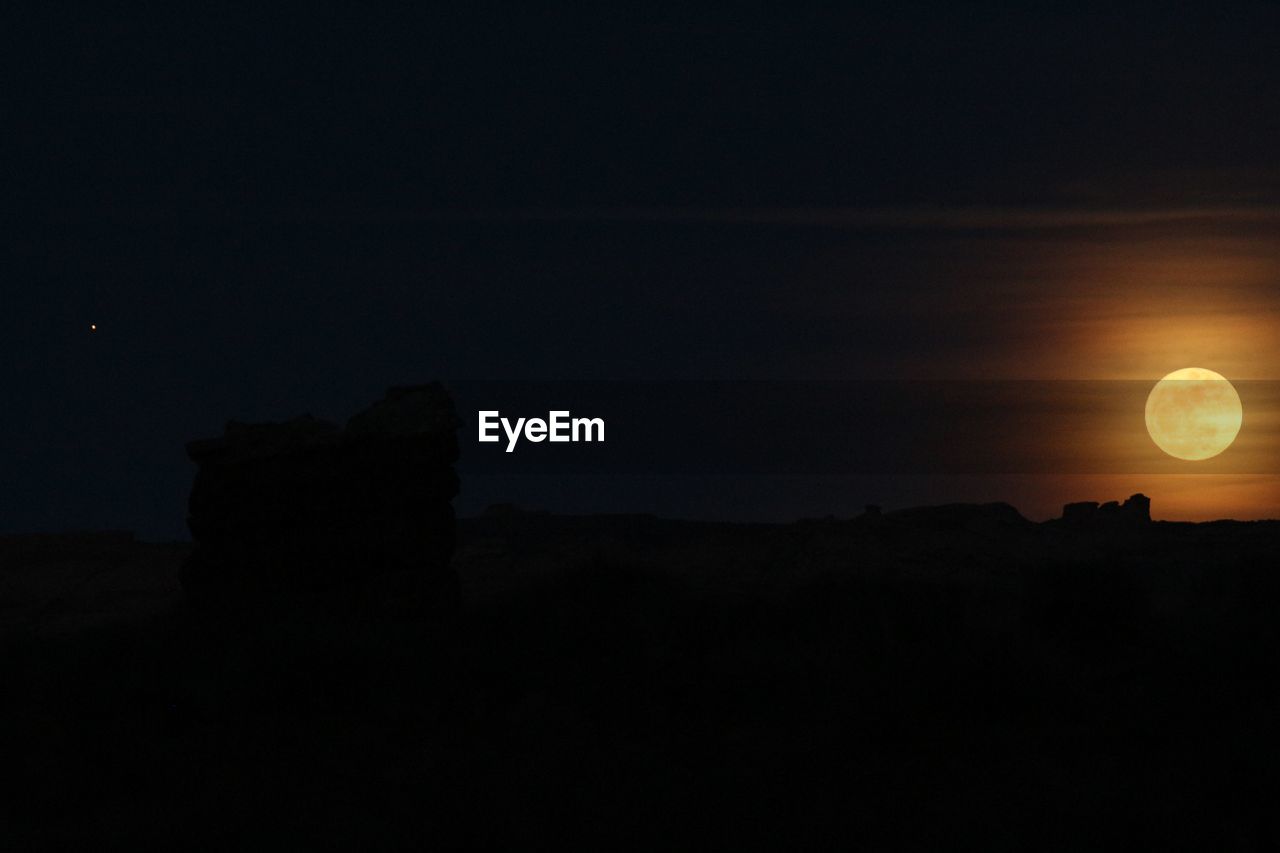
left=1145, top=367, right=1242, bottom=460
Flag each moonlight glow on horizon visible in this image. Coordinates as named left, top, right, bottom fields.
left=1145, top=368, right=1243, bottom=461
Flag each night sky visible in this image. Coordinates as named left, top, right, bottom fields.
left=9, top=5, right=1280, bottom=538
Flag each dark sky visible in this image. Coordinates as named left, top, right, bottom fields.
left=8, top=5, right=1280, bottom=537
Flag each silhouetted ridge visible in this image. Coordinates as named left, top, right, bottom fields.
left=1059, top=493, right=1151, bottom=526
left=884, top=501, right=1029, bottom=532
left=182, top=384, right=460, bottom=613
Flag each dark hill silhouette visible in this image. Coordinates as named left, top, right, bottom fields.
left=882, top=500, right=1030, bottom=531
left=4, top=494, right=1280, bottom=848
left=181, top=384, right=459, bottom=614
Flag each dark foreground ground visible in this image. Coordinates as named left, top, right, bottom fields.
left=3, top=507, right=1279, bottom=849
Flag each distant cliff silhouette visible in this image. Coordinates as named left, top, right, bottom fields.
left=1059, top=493, right=1151, bottom=526
left=181, top=384, right=459, bottom=613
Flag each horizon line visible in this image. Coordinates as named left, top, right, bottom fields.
left=37, top=203, right=1280, bottom=229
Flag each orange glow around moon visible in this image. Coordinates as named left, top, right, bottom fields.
left=1145, top=368, right=1243, bottom=461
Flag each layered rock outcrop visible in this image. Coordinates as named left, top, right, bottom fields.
left=182, top=384, right=459, bottom=613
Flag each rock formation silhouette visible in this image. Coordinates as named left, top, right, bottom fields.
left=1060, top=493, right=1151, bottom=526
left=181, top=384, right=460, bottom=613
